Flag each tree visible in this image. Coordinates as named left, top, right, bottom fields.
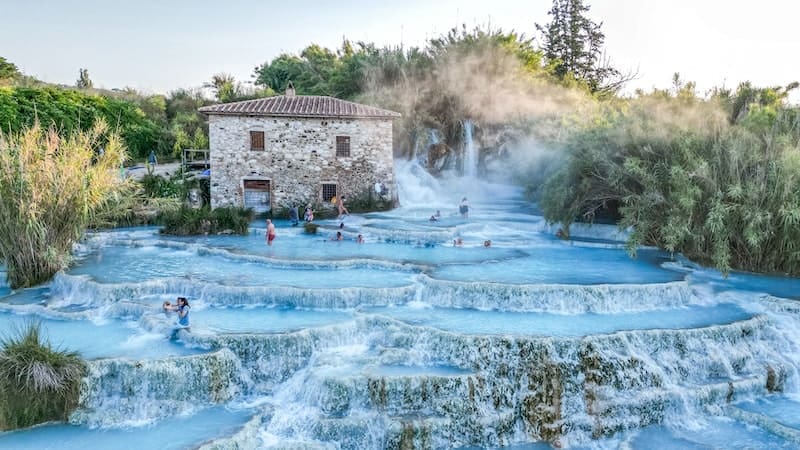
left=254, top=53, right=306, bottom=93
left=205, top=73, right=238, bottom=103
left=75, top=68, right=93, bottom=89
left=253, top=47, right=338, bottom=96
left=0, top=57, right=20, bottom=82
left=536, top=0, right=621, bottom=93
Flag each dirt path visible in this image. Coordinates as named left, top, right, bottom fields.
left=125, top=162, right=182, bottom=180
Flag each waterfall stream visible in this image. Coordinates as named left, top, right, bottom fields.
left=462, top=120, right=478, bottom=178
left=2, top=161, right=800, bottom=449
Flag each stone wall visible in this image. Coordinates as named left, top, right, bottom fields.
left=208, top=115, right=395, bottom=211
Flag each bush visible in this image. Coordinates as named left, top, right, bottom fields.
left=0, top=323, right=86, bottom=430
left=539, top=101, right=800, bottom=276
left=88, top=183, right=182, bottom=229
left=343, top=188, right=394, bottom=213
left=140, top=173, right=181, bottom=198
left=159, top=205, right=254, bottom=235
left=0, top=86, right=169, bottom=159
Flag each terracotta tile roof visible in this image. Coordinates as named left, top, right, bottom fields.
left=198, top=95, right=401, bottom=119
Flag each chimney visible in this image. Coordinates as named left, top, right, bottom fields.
left=285, top=81, right=295, bottom=97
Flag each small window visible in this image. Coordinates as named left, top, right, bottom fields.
left=322, top=183, right=337, bottom=202
left=336, top=136, right=350, bottom=157
left=250, top=131, right=265, bottom=151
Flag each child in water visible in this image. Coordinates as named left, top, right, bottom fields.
left=162, top=301, right=174, bottom=317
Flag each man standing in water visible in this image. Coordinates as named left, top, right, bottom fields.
left=266, top=218, right=276, bottom=246
left=337, top=195, right=350, bottom=219
left=459, top=197, right=469, bottom=219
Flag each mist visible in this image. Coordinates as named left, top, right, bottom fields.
left=355, top=29, right=731, bottom=197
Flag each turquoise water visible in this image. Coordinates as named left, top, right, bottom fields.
left=366, top=364, right=471, bottom=377
left=1, top=164, right=799, bottom=449
left=190, top=305, right=354, bottom=333
left=689, top=267, right=800, bottom=300
left=0, top=309, right=200, bottom=359
left=362, top=303, right=752, bottom=336
left=623, top=418, right=799, bottom=450
left=458, top=417, right=799, bottom=449
left=430, top=248, right=681, bottom=285
left=70, top=243, right=418, bottom=288
left=0, top=406, right=253, bottom=450
left=736, top=394, right=800, bottom=429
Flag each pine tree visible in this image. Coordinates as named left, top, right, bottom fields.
left=536, top=0, right=620, bottom=92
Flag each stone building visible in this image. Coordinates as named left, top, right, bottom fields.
left=199, top=87, right=400, bottom=213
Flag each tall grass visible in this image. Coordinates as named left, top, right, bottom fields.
left=0, top=323, right=86, bottom=430
left=0, top=121, right=126, bottom=288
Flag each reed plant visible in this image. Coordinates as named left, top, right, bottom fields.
left=0, top=121, right=126, bottom=288
left=0, top=322, right=86, bottom=430
left=540, top=101, right=800, bottom=275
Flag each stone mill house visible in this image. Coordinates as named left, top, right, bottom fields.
left=198, top=86, right=400, bottom=214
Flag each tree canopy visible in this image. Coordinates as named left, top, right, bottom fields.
left=0, top=57, right=20, bottom=82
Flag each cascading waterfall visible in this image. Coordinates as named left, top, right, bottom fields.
left=393, top=159, right=448, bottom=209
left=462, top=119, right=478, bottom=178
left=4, top=158, right=800, bottom=449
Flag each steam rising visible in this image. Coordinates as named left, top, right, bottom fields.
left=356, top=33, right=730, bottom=184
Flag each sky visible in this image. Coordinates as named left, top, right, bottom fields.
left=2, top=0, right=798, bottom=102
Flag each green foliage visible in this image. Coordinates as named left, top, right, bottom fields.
left=90, top=171, right=208, bottom=229
left=160, top=205, right=254, bottom=236
left=88, top=184, right=182, bottom=229
left=0, top=57, right=21, bottom=82
left=0, top=120, right=126, bottom=288
left=0, top=86, right=168, bottom=159
left=141, top=173, right=182, bottom=198
left=165, top=88, right=214, bottom=159
left=343, top=188, right=393, bottom=213
left=140, top=171, right=208, bottom=202
left=717, top=81, right=799, bottom=124
left=539, top=88, right=800, bottom=275
left=255, top=44, right=342, bottom=97
left=0, top=322, right=86, bottom=430
left=205, top=73, right=273, bottom=103
left=255, top=26, right=559, bottom=159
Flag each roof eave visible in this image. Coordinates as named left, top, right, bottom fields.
left=201, top=111, right=401, bottom=119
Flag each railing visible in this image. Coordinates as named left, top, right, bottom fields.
left=182, top=149, right=209, bottom=172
